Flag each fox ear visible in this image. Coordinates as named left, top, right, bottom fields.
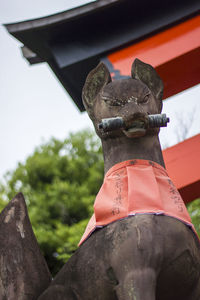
left=131, top=58, right=163, bottom=111
left=82, top=62, right=111, bottom=118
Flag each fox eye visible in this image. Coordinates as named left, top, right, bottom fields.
left=141, top=94, right=150, bottom=103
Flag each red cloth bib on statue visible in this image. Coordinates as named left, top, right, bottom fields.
left=79, top=159, right=197, bottom=246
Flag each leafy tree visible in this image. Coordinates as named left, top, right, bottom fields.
left=0, top=129, right=104, bottom=275
left=187, top=199, right=200, bottom=236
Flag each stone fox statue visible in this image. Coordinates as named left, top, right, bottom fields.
left=38, top=59, right=200, bottom=300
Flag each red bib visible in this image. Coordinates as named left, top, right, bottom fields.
left=79, top=159, right=197, bottom=246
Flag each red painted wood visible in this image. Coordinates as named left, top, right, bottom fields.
left=108, top=15, right=200, bottom=99
left=163, top=134, right=200, bottom=203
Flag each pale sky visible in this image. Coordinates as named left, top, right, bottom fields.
left=0, top=0, right=199, bottom=180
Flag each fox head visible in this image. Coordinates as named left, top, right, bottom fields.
left=82, top=58, right=164, bottom=139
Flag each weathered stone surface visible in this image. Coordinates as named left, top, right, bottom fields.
left=39, top=215, right=200, bottom=300
left=0, top=192, right=51, bottom=300
left=35, top=59, right=200, bottom=299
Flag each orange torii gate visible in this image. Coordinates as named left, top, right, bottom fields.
left=107, top=15, right=200, bottom=100
left=163, top=134, right=200, bottom=203
left=5, top=0, right=200, bottom=203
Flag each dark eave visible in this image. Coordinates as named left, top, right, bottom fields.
left=5, top=1, right=118, bottom=33
left=4, top=0, right=200, bottom=111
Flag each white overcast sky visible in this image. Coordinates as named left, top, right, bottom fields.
left=0, top=0, right=200, bottom=180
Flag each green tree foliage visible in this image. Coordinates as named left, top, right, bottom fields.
left=0, top=129, right=104, bottom=275
left=187, top=199, right=200, bottom=237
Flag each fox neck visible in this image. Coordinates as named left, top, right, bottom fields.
left=101, top=134, right=165, bottom=174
